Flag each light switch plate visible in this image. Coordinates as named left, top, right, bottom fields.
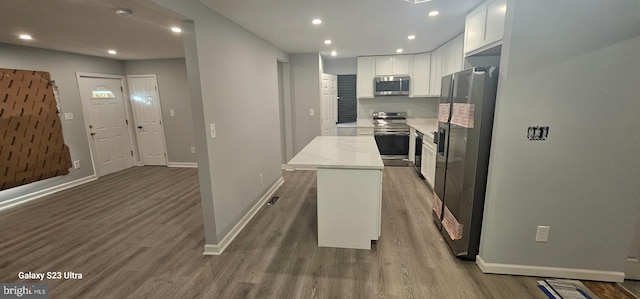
left=64, top=113, right=74, bottom=120
left=309, top=108, right=315, bottom=116
left=73, top=160, right=81, bottom=169
left=209, top=123, right=216, bottom=138
left=170, top=109, right=175, bottom=117
left=536, top=226, right=550, bottom=242
left=190, top=147, right=196, bottom=154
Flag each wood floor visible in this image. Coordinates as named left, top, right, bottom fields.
left=0, top=166, right=637, bottom=298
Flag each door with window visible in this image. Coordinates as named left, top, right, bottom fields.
left=128, top=75, right=167, bottom=166
left=78, top=76, right=133, bottom=177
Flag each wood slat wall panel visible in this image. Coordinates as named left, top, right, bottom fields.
left=0, top=68, right=72, bottom=190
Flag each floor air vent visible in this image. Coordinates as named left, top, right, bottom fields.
left=267, top=197, right=279, bottom=205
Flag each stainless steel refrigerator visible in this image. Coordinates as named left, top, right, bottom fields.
left=433, top=67, right=499, bottom=260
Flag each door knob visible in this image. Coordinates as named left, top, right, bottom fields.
left=137, top=126, right=143, bottom=129
left=90, top=132, right=95, bottom=136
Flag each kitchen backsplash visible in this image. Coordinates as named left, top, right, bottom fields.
left=358, top=96, right=439, bottom=118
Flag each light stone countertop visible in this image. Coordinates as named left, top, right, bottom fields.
left=407, top=118, right=439, bottom=135
left=356, top=118, right=374, bottom=128
left=288, top=136, right=384, bottom=170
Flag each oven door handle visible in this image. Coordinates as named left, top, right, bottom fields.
left=374, top=132, right=410, bottom=136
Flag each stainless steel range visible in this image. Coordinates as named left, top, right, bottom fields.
left=372, top=112, right=410, bottom=166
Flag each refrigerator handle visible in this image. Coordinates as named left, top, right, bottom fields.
left=438, top=127, right=446, bottom=156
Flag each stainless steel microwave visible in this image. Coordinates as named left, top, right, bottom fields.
left=374, top=76, right=410, bottom=96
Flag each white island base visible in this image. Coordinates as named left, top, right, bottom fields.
left=287, top=136, right=384, bottom=250
left=317, top=168, right=382, bottom=249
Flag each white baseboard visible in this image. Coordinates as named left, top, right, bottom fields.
left=282, top=164, right=296, bottom=171
left=203, top=177, right=285, bottom=256
left=167, top=162, right=198, bottom=168
left=476, top=255, right=625, bottom=282
left=0, top=175, right=97, bottom=212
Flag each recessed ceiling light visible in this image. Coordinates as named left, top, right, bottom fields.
left=396, top=49, right=403, bottom=53
left=115, top=8, right=134, bottom=17
left=19, top=34, right=33, bottom=40
left=108, top=50, right=117, bottom=55
left=312, top=19, right=322, bottom=25
left=408, top=35, right=416, bottom=40
left=171, top=27, right=182, bottom=33
left=331, top=51, right=337, bottom=56
left=324, top=40, right=332, bottom=45
left=428, top=11, right=439, bottom=17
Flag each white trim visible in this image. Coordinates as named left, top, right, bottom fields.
left=203, top=177, right=285, bottom=256
left=625, top=257, right=640, bottom=280
left=167, top=162, right=198, bottom=168
left=0, top=175, right=97, bottom=212
left=476, top=255, right=625, bottom=282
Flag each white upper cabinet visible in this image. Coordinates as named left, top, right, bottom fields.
left=375, top=55, right=411, bottom=76
left=374, top=56, right=393, bottom=76
left=485, top=0, right=507, bottom=45
left=410, top=52, right=431, bottom=98
left=464, top=0, right=507, bottom=56
left=357, top=38, right=462, bottom=98
left=429, top=47, right=442, bottom=97
left=445, top=34, right=464, bottom=76
left=392, top=55, right=411, bottom=75
left=357, top=57, right=376, bottom=99
left=428, top=34, right=464, bottom=97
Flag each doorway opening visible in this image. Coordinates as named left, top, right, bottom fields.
left=337, top=74, right=357, bottom=136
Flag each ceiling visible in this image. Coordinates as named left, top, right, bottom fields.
left=0, top=0, right=187, bottom=60
left=199, top=0, right=484, bottom=57
left=0, top=0, right=484, bottom=60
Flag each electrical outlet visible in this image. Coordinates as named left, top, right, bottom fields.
left=170, top=109, right=175, bottom=117
left=64, top=113, right=74, bottom=120
left=259, top=173, right=263, bottom=185
left=407, top=109, right=412, bottom=116
left=536, top=226, right=550, bottom=242
left=309, top=108, right=315, bottom=116
left=73, top=160, right=81, bottom=169
left=190, top=147, right=196, bottom=154
left=209, top=123, right=216, bottom=138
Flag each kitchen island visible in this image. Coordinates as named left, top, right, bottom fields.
left=287, top=136, right=384, bottom=250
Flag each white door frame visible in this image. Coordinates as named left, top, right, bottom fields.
left=126, top=74, right=169, bottom=166
left=76, top=72, right=139, bottom=176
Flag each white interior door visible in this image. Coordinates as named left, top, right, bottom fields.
left=321, top=73, right=338, bottom=136
left=78, top=76, right=133, bottom=177
left=626, top=212, right=640, bottom=279
left=128, top=75, right=167, bottom=166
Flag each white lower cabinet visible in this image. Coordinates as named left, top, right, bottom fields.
left=421, top=140, right=436, bottom=188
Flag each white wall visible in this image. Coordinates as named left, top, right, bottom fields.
left=152, top=0, right=288, bottom=244
left=323, top=57, right=357, bottom=75
left=358, top=97, right=439, bottom=119
left=123, top=59, right=195, bottom=163
left=0, top=43, right=124, bottom=206
left=289, top=53, right=322, bottom=154
left=479, top=0, right=640, bottom=281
